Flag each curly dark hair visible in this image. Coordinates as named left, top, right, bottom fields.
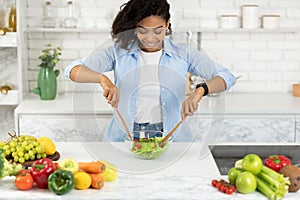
left=111, top=0, right=171, bottom=49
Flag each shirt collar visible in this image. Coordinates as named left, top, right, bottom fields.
left=126, top=38, right=174, bottom=58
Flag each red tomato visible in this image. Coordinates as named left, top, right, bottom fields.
left=226, top=187, right=235, bottom=194
left=211, top=179, right=218, bottom=187
left=15, top=173, right=34, bottom=190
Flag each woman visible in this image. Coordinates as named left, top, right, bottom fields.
left=65, top=0, right=236, bottom=142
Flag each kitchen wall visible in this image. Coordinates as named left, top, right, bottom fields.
left=24, top=0, right=300, bottom=93
left=1, top=0, right=300, bottom=135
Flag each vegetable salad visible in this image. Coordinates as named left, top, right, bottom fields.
left=131, top=137, right=168, bottom=159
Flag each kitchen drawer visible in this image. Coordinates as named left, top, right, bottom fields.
left=169, top=114, right=296, bottom=143
left=218, top=115, right=296, bottom=143
left=18, top=114, right=112, bottom=142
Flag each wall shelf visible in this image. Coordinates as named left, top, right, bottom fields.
left=25, top=27, right=111, bottom=33
left=0, top=90, right=19, bottom=105
left=175, top=27, right=300, bottom=33
left=24, top=27, right=300, bottom=34
left=0, top=32, right=17, bottom=47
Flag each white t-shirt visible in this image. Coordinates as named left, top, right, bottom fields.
left=134, top=49, right=163, bottom=124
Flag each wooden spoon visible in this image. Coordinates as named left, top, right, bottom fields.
left=159, top=119, right=184, bottom=147
left=115, top=109, right=132, bottom=141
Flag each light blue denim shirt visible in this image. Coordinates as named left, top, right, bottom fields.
left=65, top=37, right=236, bottom=142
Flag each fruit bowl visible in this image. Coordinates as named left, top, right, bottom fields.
left=127, top=131, right=169, bottom=160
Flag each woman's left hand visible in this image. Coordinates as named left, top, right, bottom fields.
left=181, top=89, right=203, bottom=119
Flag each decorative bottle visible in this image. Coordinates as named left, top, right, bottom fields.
left=63, top=1, right=78, bottom=28
left=8, top=4, right=17, bottom=32
left=43, top=1, right=56, bottom=28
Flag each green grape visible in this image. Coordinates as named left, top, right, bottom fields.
left=25, top=145, right=31, bottom=151
left=19, top=157, right=25, bottom=163
left=32, top=149, right=36, bottom=154
left=5, top=149, right=11, bottom=155
left=30, top=155, right=35, bottom=160
left=28, top=150, right=34, bottom=156
left=24, top=153, right=29, bottom=160
left=12, top=152, right=16, bottom=157
left=35, top=147, right=41, bottom=154
left=33, top=141, right=39, bottom=147
left=21, top=141, right=28, bottom=147
left=29, top=144, right=34, bottom=149
left=0, top=141, right=6, bottom=147
left=10, top=147, right=16, bottom=153
left=18, top=151, right=24, bottom=157
left=9, top=141, right=16, bottom=148
left=14, top=156, right=19, bottom=162
left=18, top=147, right=25, bottom=152
left=2, top=145, right=9, bottom=150
left=42, top=153, right=47, bottom=158
left=36, top=154, right=42, bottom=160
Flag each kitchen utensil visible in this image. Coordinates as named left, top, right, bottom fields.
left=159, top=119, right=184, bottom=147
left=115, top=109, right=132, bottom=141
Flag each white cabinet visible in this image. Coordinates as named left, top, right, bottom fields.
left=297, top=116, right=300, bottom=142
left=18, top=114, right=112, bottom=142
left=191, top=114, right=296, bottom=143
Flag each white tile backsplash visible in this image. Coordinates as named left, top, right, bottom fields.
left=20, top=0, right=300, bottom=94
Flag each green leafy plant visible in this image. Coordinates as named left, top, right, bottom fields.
left=38, top=44, right=62, bottom=68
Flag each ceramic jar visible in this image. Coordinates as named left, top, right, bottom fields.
left=220, top=15, right=240, bottom=29
left=262, top=15, right=280, bottom=29
left=242, top=5, right=259, bottom=29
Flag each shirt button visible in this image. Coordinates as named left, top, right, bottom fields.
left=163, top=102, right=166, bottom=106
left=164, top=116, right=167, bottom=120
left=141, top=126, right=145, bottom=130
left=161, top=87, right=165, bottom=91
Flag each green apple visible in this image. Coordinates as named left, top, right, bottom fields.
left=236, top=171, right=257, bottom=194
left=58, top=158, right=79, bottom=174
left=228, top=167, right=242, bottom=185
left=242, top=154, right=263, bottom=175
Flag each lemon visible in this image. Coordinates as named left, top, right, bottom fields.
left=37, top=137, right=56, bottom=155
left=99, top=160, right=118, bottom=182
left=74, top=171, right=92, bottom=190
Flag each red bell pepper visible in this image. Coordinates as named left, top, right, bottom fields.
left=30, top=158, right=56, bottom=189
left=264, top=155, right=291, bottom=172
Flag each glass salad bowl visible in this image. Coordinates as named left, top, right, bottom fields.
left=126, top=131, right=169, bottom=160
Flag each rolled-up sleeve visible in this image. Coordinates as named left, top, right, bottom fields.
left=64, top=59, right=86, bottom=80
left=64, top=44, right=115, bottom=81
left=188, top=49, right=236, bottom=90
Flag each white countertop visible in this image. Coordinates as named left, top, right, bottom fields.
left=15, top=92, right=300, bottom=115
left=0, top=142, right=299, bottom=199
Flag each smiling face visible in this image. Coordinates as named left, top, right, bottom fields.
left=136, top=15, right=170, bottom=52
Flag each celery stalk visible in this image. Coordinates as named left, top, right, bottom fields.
left=256, top=176, right=278, bottom=200
left=257, top=172, right=281, bottom=189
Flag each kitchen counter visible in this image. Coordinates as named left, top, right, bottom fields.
left=0, top=142, right=299, bottom=199
left=15, top=92, right=300, bottom=115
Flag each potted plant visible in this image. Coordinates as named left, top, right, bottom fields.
left=33, top=44, right=62, bottom=100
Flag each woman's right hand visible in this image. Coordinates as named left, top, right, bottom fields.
left=99, top=74, right=119, bottom=108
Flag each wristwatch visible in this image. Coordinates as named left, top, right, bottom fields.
left=196, top=83, right=209, bottom=96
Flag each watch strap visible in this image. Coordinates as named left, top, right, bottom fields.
left=196, top=83, right=209, bottom=96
